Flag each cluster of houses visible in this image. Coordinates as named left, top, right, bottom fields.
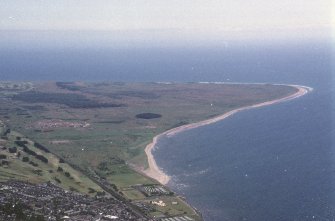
left=134, top=184, right=171, bottom=197
left=33, top=119, right=90, bottom=130
left=0, top=180, right=148, bottom=221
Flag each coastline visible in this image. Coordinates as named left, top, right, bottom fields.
left=143, top=84, right=312, bottom=185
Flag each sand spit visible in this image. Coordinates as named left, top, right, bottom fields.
left=143, top=84, right=312, bottom=185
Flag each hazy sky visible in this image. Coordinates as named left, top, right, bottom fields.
left=0, top=0, right=333, bottom=46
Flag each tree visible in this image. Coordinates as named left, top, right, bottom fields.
left=57, top=167, right=63, bottom=172
left=8, top=146, right=17, bottom=153
left=64, top=172, right=71, bottom=177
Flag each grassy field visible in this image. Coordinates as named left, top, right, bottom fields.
left=0, top=81, right=297, bottom=219
left=0, top=129, right=103, bottom=195
left=147, top=196, right=201, bottom=219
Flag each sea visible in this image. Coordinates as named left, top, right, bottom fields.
left=0, top=39, right=333, bottom=221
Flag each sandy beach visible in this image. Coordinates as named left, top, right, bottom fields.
left=143, top=84, right=312, bottom=185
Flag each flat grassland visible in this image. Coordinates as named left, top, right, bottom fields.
left=0, top=81, right=298, bottom=219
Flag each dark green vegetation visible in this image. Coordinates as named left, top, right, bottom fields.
left=12, top=91, right=124, bottom=108
left=0, top=81, right=298, bottom=220
left=108, top=91, right=160, bottom=99
left=136, top=113, right=162, bottom=119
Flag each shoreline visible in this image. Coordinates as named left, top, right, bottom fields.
left=143, top=84, right=312, bottom=185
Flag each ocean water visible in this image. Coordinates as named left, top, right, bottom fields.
left=0, top=40, right=333, bottom=221
left=153, top=42, right=334, bottom=221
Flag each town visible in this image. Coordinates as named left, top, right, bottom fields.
left=0, top=180, right=148, bottom=221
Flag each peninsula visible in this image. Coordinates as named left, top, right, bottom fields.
left=143, top=84, right=311, bottom=185
left=0, top=81, right=310, bottom=221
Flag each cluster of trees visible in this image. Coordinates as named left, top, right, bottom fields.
left=64, top=172, right=71, bottom=177
left=35, top=155, right=48, bottom=164
left=29, top=161, right=38, bottom=167
left=109, top=91, right=160, bottom=99
left=54, top=177, right=61, bottom=184
left=88, top=187, right=96, bottom=193
left=33, top=169, right=43, bottom=176
left=15, top=141, right=28, bottom=147
left=15, top=141, right=48, bottom=164
left=33, top=142, right=50, bottom=153
left=8, top=146, right=17, bottom=153
left=22, top=145, right=37, bottom=157
left=12, top=91, right=124, bottom=108
left=135, top=113, right=162, bottom=119
left=57, top=166, right=72, bottom=179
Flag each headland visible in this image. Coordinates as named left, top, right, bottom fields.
left=143, top=84, right=312, bottom=185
